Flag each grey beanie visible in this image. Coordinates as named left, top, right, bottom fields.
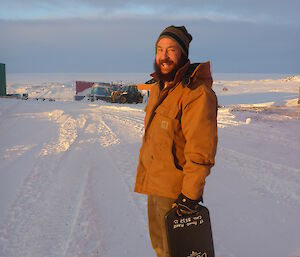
left=156, top=25, right=192, bottom=56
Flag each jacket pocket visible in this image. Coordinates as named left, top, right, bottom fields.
left=154, top=106, right=178, bottom=136
left=152, top=106, right=180, bottom=163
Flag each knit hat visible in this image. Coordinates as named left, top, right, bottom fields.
left=156, top=25, right=192, bottom=57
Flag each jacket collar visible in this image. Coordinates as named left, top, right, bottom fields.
left=150, top=60, right=212, bottom=88
left=150, top=60, right=190, bottom=87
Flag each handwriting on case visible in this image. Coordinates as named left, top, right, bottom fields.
left=187, top=251, right=208, bottom=257
left=173, top=215, right=204, bottom=229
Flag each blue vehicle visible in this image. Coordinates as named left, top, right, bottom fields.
left=88, top=83, right=112, bottom=102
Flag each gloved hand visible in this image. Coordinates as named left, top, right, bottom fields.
left=172, top=193, right=203, bottom=216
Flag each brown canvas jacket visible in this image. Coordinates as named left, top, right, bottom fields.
left=134, top=61, right=218, bottom=200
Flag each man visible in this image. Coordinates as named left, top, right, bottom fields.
left=135, top=25, right=218, bottom=257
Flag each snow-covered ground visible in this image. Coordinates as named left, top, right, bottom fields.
left=0, top=74, right=299, bottom=257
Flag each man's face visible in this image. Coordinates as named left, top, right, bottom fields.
left=156, top=37, right=182, bottom=75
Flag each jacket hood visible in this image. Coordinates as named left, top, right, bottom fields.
left=182, top=61, right=213, bottom=88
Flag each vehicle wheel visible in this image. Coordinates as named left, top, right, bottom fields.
left=120, top=95, right=127, bottom=104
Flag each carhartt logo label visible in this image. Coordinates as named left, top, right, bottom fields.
left=161, top=120, right=168, bottom=129
left=187, top=251, right=207, bottom=257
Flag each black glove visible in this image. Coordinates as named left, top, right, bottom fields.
left=173, top=193, right=203, bottom=216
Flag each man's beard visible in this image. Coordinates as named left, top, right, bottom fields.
left=154, top=55, right=188, bottom=83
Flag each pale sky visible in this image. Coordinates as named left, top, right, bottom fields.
left=0, top=0, right=299, bottom=73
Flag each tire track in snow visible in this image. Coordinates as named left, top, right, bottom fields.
left=40, top=110, right=86, bottom=156
left=61, top=106, right=151, bottom=256
left=62, top=168, right=90, bottom=257
left=0, top=111, right=89, bottom=257
left=97, top=114, right=120, bottom=147
left=55, top=108, right=120, bottom=257
left=100, top=105, right=145, bottom=138
left=63, top=167, right=104, bottom=257
left=84, top=108, right=120, bottom=147
left=102, top=112, right=144, bottom=138
left=217, top=146, right=300, bottom=205
left=100, top=110, right=148, bottom=226
left=83, top=137, right=152, bottom=256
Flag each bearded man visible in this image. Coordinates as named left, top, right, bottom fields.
left=135, top=25, right=218, bottom=257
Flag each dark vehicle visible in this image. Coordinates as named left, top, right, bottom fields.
left=88, top=84, right=112, bottom=102
left=111, top=85, right=143, bottom=104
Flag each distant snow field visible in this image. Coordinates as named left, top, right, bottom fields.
left=0, top=74, right=299, bottom=257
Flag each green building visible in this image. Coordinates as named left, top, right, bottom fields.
left=0, top=63, right=6, bottom=96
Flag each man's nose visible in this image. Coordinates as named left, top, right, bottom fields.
left=161, top=49, right=169, bottom=59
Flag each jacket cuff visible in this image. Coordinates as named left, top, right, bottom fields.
left=175, top=193, right=202, bottom=209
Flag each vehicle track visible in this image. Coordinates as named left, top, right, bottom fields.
left=0, top=111, right=89, bottom=257
left=63, top=106, right=152, bottom=256
left=102, top=112, right=144, bottom=138
left=99, top=110, right=147, bottom=223
left=217, top=146, right=300, bottom=205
